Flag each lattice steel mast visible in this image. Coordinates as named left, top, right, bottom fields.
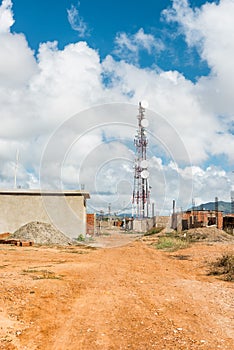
left=132, top=102, right=150, bottom=218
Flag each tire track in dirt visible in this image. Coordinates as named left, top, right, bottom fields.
left=46, top=242, right=234, bottom=350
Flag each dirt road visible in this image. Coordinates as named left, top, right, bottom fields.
left=0, top=238, right=233, bottom=349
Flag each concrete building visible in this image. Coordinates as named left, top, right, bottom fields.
left=131, top=216, right=171, bottom=233
left=0, top=189, right=90, bottom=239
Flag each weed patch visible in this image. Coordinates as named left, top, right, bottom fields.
left=76, top=234, right=85, bottom=242
left=155, top=236, right=189, bottom=252
left=209, top=254, right=234, bottom=281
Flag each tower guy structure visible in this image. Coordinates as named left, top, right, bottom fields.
left=132, top=102, right=150, bottom=218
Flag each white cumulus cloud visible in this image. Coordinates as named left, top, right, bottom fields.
left=0, top=0, right=14, bottom=33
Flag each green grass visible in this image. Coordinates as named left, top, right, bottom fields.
left=155, top=236, right=190, bottom=252
left=209, top=254, right=234, bottom=281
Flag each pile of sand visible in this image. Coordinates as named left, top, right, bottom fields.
left=185, top=227, right=234, bottom=242
left=10, top=221, right=72, bottom=245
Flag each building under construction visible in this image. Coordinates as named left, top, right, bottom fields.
left=172, top=209, right=234, bottom=234
left=179, top=209, right=223, bottom=231
left=223, top=214, right=234, bottom=234
left=171, top=195, right=234, bottom=233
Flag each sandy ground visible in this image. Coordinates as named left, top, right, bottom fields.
left=0, top=235, right=233, bottom=350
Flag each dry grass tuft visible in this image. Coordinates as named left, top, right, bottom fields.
left=22, top=268, right=63, bottom=280
left=209, top=254, right=234, bottom=281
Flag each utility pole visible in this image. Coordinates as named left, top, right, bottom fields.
left=215, top=196, right=219, bottom=228
left=231, top=171, right=234, bottom=214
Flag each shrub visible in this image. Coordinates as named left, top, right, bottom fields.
left=209, top=254, right=234, bottom=281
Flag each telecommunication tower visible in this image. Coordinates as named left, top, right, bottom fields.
left=132, top=101, right=150, bottom=218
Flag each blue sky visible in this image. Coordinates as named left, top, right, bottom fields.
left=1, top=0, right=234, bottom=214
left=11, top=0, right=212, bottom=80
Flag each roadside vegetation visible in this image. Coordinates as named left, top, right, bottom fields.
left=144, top=227, right=164, bottom=236
left=155, top=235, right=190, bottom=252
left=77, top=234, right=86, bottom=242
left=209, top=254, right=234, bottom=282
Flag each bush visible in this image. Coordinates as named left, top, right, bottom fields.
left=209, top=254, right=234, bottom=281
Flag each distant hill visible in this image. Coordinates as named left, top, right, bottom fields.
left=190, top=201, right=232, bottom=214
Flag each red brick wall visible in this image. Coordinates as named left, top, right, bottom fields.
left=182, top=211, right=223, bottom=230
left=86, top=213, right=96, bottom=235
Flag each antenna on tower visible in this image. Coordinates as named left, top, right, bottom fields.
left=132, top=101, right=150, bottom=218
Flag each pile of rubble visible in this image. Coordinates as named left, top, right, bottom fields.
left=185, top=227, right=234, bottom=242
left=9, top=221, right=72, bottom=245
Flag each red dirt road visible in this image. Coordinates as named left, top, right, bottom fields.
left=0, top=239, right=233, bottom=349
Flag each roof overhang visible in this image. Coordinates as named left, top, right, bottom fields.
left=0, top=189, right=90, bottom=200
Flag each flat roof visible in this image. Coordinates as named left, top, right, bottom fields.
left=0, top=189, right=90, bottom=199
